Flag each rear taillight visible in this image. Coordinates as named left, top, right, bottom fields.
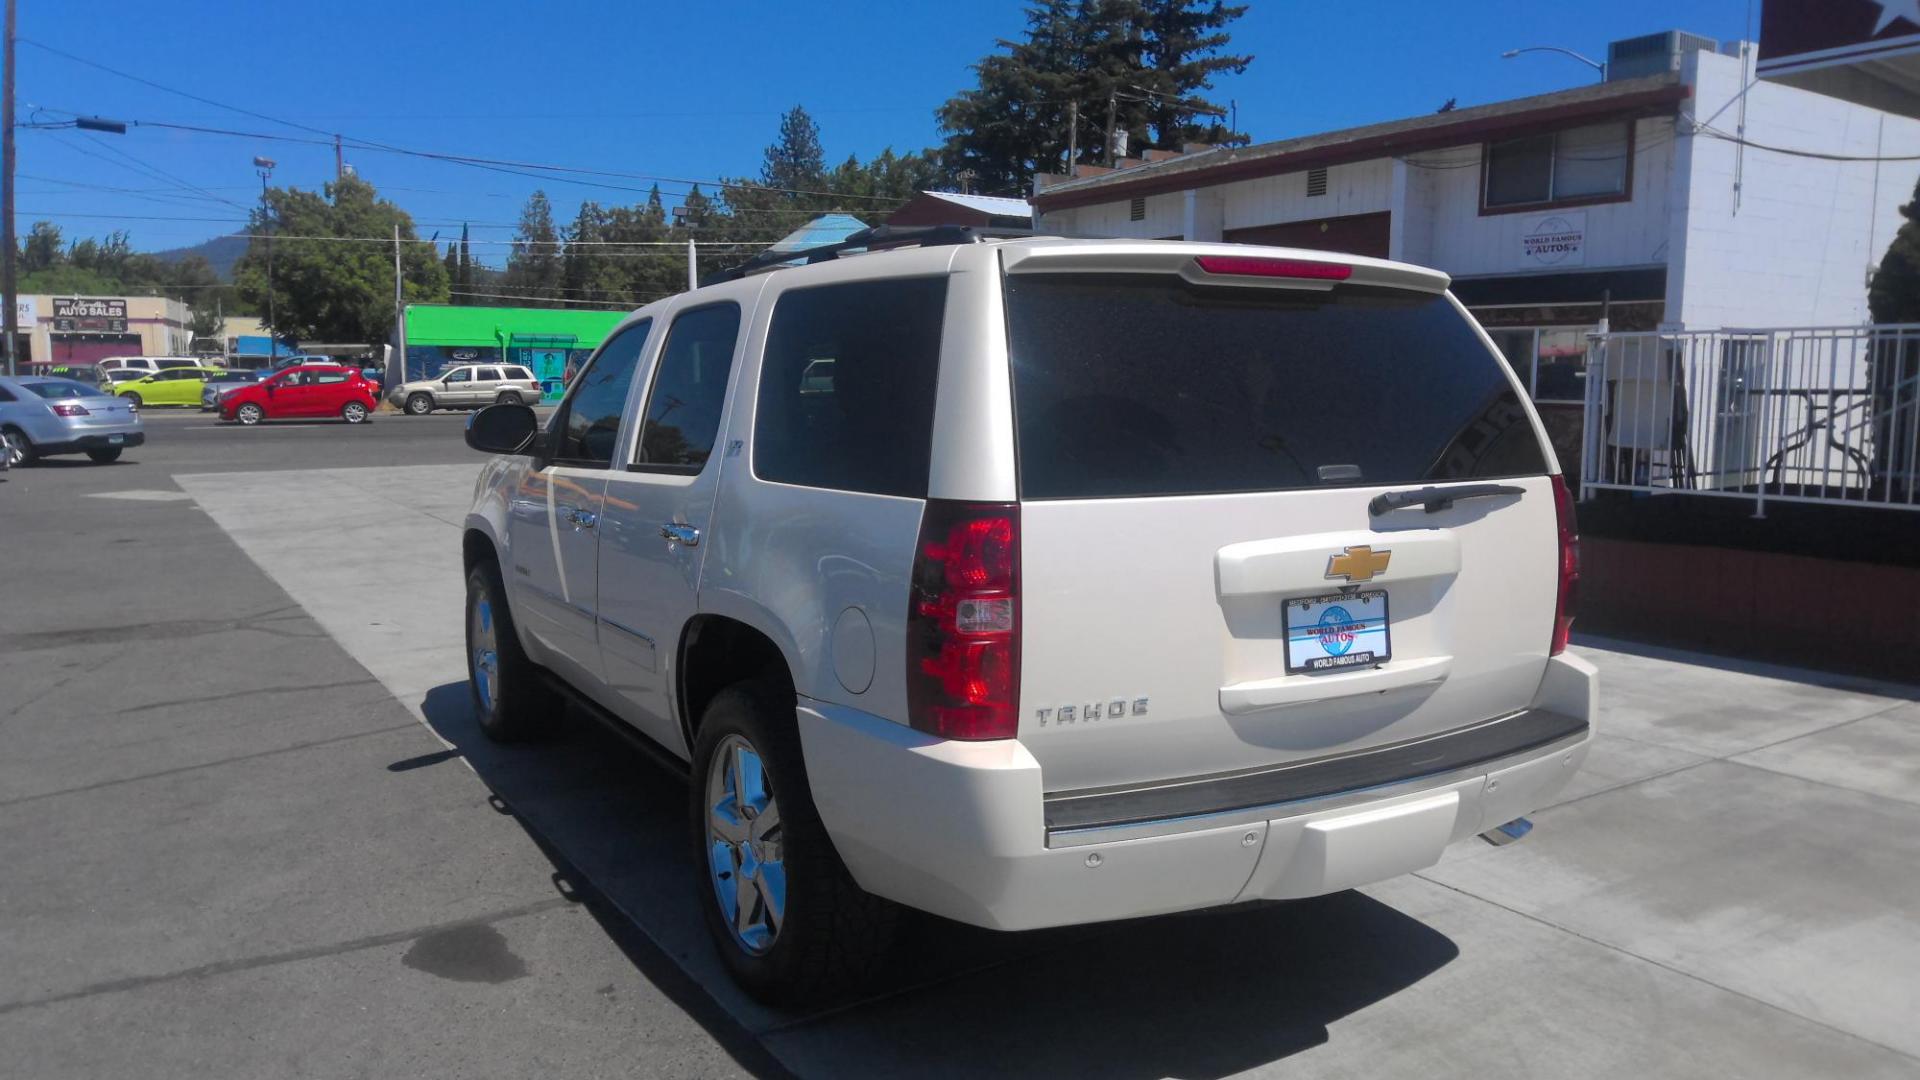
left=1550, top=475, right=1579, bottom=655
left=51, top=403, right=90, bottom=417
left=907, top=500, right=1020, bottom=740
left=1194, top=255, right=1353, bottom=280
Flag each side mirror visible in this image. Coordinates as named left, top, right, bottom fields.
left=466, top=403, right=540, bottom=455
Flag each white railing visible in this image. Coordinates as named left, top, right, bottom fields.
left=1581, top=324, right=1920, bottom=515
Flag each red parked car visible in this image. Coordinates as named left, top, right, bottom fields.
left=219, top=365, right=378, bottom=426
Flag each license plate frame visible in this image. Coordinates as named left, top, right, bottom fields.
left=107, top=434, right=125, bottom=445
left=1284, top=590, right=1392, bottom=674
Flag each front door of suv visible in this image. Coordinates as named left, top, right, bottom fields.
left=596, top=301, right=742, bottom=752
left=505, top=320, right=652, bottom=689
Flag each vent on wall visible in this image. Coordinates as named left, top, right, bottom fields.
left=1306, top=167, right=1328, bottom=197
left=1129, top=196, right=1146, bottom=221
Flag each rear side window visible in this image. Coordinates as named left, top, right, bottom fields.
left=634, top=303, right=740, bottom=473
left=754, top=278, right=947, bottom=497
left=507, top=366, right=534, bottom=380
left=555, top=320, right=651, bottom=466
left=1004, top=273, right=1547, bottom=499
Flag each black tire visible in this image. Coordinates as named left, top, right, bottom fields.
left=85, top=447, right=123, bottom=464
left=496, top=391, right=524, bottom=406
left=406, top=392, right=434, bottom=415
left=1, top=427, right=33, bottom=467
left=465, top=560, right=560, bottom=742
left=341, top=400, right=370, bottom=424
left=121, top=392, right=143, bottom=407
left=690, top=680, right=898, bottom=1005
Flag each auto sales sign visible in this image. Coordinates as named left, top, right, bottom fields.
left=52, top=297, right=129, bottom=333
left=1520, top=212, right=1585, bottom=267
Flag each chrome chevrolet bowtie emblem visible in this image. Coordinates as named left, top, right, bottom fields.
left=1326, top=545, right=1391, bottom=583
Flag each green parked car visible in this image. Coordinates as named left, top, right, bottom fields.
left=114, top=366, right=230, bottom=407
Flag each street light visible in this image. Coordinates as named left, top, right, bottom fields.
left=1501, top=45, right=1606, bottom=82
left=254, top=157, right=277, bottom=361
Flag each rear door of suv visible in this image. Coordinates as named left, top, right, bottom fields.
left=1001, top=245, right=1562, bottom=795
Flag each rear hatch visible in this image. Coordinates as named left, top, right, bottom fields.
left=1004, top=247, right=1561, bottom=794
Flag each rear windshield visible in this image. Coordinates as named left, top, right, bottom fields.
left=25, top=380, right=109, bottom=400
left=1004, top=273, right=1548, bottom=499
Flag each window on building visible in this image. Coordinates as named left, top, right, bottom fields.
left=754, top=277, right=947, bottom=497
left=633, top=304, right=740, bottom=474
left=553, top=320, right=652, bottom=466
left=1484, top=121, right=1630, bottom=210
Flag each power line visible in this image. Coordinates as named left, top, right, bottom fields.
left=18, top=47, right=912, bottom=206
left=447, top=289, right=640, bottom=308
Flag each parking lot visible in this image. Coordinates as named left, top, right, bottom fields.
left=2, top=407, right=1916, bottom=1078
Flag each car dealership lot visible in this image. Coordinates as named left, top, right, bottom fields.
left=2, top=412, right=1916, bottom=1078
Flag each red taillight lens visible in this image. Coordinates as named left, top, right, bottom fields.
left=908, top=500, right=1020, bottom=740
left=1550, top=475, right=1580, bottom=655
left=51, top=403, right=91, bottom=417
left=1193, top=255, right=1353, bottom=280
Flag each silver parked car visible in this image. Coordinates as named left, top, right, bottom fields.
left=389, top=364, right=541, bottom=415
left=200, top=369, right=268, bottom=411
left=0, top=376, right=144, bottom=467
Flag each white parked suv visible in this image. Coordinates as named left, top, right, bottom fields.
left=390, top=363, right=541, bottom=415
left=459, top=230, right=1596, bottom=1003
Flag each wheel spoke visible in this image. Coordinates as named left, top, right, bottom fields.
left=757, top=862, right=786, bottom=933
left=710, top=798, right=750, bottom=845
left=748, top=799, right=780, bottom=843
left=734, top=864, right=759, bottom=934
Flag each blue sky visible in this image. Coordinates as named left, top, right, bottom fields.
left=12, top=0, right=1753, bottom=266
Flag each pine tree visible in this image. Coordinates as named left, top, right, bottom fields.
left=442, top=244, right=461, bottom=305
left=503, top=191, right=564, bottom=305
left=936, top=0, right=1248, bottom=195
left=457, top=222, right=473, bottom=302
left=1871, top=175, right=1920, bottom=323
left=762, top=106, right=827, bottom=197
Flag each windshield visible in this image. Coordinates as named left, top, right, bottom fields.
left=1003, top=273, right=1549, bottom=499
left=26, top=379, right=111, bottom=400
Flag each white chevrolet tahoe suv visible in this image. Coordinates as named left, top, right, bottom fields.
left=459, top=231, right=1595, bottom=1003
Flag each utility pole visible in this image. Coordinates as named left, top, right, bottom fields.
left=3, top=0, right=18, bottom=376
left=1104, top=89, right=1118, bottom=168
left=391, top=222, right=406, bottom=391
left=1066, top=100, right=1079, bottom=173
left=254, top=157, right=276, bottom=360
left=334, top=134, right=343, bottom=181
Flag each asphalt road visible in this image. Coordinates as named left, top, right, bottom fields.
left=3, top=406, right=1917, bottom=1078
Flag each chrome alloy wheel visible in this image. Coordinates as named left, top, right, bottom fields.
left=1, top=430, right=23, bottom=467
left=705, top=734, right=786, bottom=955
left=469, top=592, right=500, bottom=713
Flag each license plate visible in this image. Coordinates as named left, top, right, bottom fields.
left=1285, top=591, right=1391, bottom=673
left=107, top=434, right=125, bottom=445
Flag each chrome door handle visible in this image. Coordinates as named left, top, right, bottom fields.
left=659, top=523, right=700, bottom=547
left=566, top=508, right=597, bottom=529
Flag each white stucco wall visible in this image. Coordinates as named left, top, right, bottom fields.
left=1670, top=47, right=1920, bottom=329
left=1219, top=159, right=1393, bottom=232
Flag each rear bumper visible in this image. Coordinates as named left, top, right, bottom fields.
left=799, top=652, right=1596, bottom=931
left=32, top=430, right=145, bottom=455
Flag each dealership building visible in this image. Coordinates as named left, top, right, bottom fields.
left=8, top=294, right=193, bottom=368
left=1033, top=31, right=1920, bottom=428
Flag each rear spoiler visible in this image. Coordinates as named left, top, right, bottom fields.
left=999, top=242, right=1450, bottom=295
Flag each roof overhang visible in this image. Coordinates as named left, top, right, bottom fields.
left=1758, top=0, right=1920, bottom=119
left=1034, top=81, right=1690, bottom=212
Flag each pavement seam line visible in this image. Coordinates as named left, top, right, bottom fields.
left=0, top=897, right=578, bottom=1017
left=107, top=677, right=380, bottom=716
left=1717, top=754, right=1920, bottom=810
left=1410, top=873, right=1920, bottom=1065
left=0, top=720, right=424, bottom=809
left=1540, top=699, right=1918, bottom=816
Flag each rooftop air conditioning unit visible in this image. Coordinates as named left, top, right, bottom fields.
left=1607, top=30, right=1717, bottom=81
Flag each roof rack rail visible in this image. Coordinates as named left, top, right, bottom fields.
left=705, top=224, right=1040, bottom=285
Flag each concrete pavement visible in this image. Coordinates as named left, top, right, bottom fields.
left=4, top=409, right=1917, bottom=1077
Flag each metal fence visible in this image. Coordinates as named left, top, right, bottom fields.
left=1581, top=324, right=1920, bottom=514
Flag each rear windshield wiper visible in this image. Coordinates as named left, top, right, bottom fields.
left=1368, top=483, right=1525, bottom=516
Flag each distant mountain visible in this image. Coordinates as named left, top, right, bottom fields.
left=151, top=234, right=250, bottom=280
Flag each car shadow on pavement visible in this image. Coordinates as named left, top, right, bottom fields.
left=416, top=681, right=1459, bottom=1079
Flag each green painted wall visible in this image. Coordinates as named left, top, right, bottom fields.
left=402, top=304, right=629, bottom=347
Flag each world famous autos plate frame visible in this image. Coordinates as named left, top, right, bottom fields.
left=1284, top=591, right=1391, bottom=674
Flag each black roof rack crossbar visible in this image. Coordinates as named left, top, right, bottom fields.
left=705, top=224, right=1039, bottom=285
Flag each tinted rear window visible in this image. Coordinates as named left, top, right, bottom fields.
left=25, top=380, right=109, bottom=400
left=1004, top=273, right=1548, bottom=499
